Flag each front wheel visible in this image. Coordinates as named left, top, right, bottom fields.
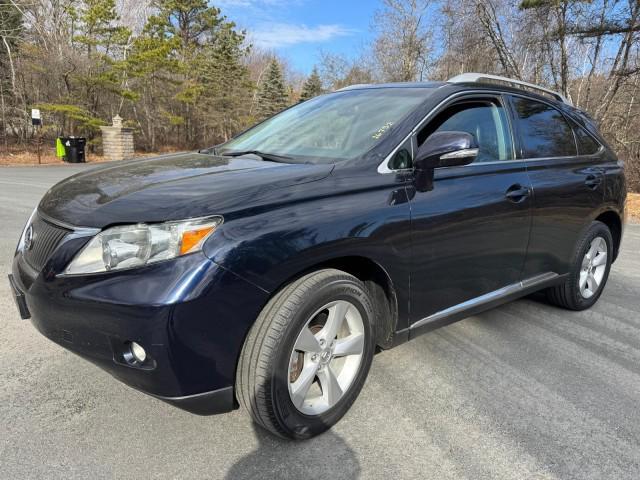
left=236, top=269, right=376, bottom=439
left=546, top=221, right=613, bottom=310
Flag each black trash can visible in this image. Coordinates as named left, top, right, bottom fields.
left=60, top=137, right=87, bottom=163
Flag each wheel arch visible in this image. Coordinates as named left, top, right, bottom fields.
left=595, top=210, right=622, bottom=262
left=263, top=255, right=399, bottom=350
left=316, top=256, right=399, bottom=349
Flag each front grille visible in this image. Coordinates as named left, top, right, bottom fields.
left=23, top=214, right=71, bottom=272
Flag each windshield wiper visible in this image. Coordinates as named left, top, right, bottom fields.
left=222, top=150, right=293, bottom=163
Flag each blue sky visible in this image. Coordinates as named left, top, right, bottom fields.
left=215, top=0, right=375, bottom=73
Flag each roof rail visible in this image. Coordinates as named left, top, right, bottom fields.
left=447, top=73, right=571, bottom=105
left=336, top=84, right=373, bottom=91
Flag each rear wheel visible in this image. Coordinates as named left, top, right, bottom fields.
left=546, top=221, right=613, bottom=310
left=236, top=269, right=375, bottom=439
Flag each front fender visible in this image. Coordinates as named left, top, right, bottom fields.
left=204, top=215, right=410, bottom=293
left=201, top=170, right=413, bottom=330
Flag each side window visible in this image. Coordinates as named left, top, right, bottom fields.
left=511, top=97, right=577, bottom=158
left=572, top=121, right=601, bottom=155
left=388, top=138, right=413, bottom=170
left=417, top=99, right=513, bottom=163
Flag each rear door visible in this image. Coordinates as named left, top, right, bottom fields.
left=507, top=95, right=606, bottom=277
left=407, top=94, right=532, bottom=326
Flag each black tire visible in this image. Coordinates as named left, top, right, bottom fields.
left=546, top=221, right=613, bottom=310
left=236, top=269, right=376, bottom=440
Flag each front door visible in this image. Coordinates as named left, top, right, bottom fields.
left=408, top=95, right=532, bottom=326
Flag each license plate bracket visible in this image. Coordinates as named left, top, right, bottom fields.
left=8, top=274, right=31, bottom=320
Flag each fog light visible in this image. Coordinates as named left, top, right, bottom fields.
left=130, top=341, right=146, bottom=363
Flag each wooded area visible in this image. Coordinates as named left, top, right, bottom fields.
left=0, top=0, right=639, bottom=190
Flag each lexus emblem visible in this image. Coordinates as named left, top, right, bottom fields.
left=24, top=224, right=34, bottom=251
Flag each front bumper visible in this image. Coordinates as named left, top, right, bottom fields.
left=11, top=245, right=269, bottom=415
left=151, top=386, right=235, bottom=415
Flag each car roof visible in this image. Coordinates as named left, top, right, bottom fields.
left=340, top=80, right=576, bottom=111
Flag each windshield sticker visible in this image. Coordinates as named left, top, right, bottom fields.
left=372, top=122, right=394, bottom=140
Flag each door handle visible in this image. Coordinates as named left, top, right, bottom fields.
left=585, top=174, right=602, bottom=190
left=505, top=184, right=530, bottom=203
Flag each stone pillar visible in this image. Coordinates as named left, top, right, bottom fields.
left=100, top=115, right=135, bottom=161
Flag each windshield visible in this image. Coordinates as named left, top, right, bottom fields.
left=219, top=88, right=430, bottom=163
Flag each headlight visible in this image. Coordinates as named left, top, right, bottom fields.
left=16, top=207, right=38, bottom=253
left=63, top=216, right=223, bottom=275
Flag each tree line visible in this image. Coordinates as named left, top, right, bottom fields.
left=0, top=0, right=639, bottom=190
left=0, top=0, right=316, bottom=152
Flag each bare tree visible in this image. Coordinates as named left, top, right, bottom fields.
left=476, top=0, right=521, bottom=79
left=372, top=0, right=435, bottom=82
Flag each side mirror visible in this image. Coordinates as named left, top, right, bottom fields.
left=414, top=131, right=479, bottom=170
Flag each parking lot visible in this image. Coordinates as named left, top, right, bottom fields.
left=1, top=165, right=639, bottom=479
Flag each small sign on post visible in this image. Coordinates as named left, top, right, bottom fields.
left=31, top=109, right=41, bottom=126
left=31, top=109, right=42, bottom=164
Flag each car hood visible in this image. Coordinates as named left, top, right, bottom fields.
left=38, top=152, right=334, bottom=228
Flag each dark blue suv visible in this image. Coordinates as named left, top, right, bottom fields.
left=9, top=73, right=626, bottom=439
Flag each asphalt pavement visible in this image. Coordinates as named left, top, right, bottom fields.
left=1, top=164, right=639, bottom=479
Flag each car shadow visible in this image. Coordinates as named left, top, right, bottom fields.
left=525, top=290, right=549, bottom=303
left=224, top=421, right=360, bottom=479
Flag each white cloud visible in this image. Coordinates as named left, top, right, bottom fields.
left=249, top=23, right=356, bottom=48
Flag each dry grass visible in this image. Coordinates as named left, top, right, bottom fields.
left=627, top=192, right=640, bottom=223
left=0, top=144, right=116, bottom=166
left=0, top=149, right=106, bottom=166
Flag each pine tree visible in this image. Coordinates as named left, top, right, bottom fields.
left=299, top=67, right=323, bottom=101
left=256, top=59, right=289, bottom=120
left=132, top=0, right=249, bottom=148
left=195, top=22, right=252, bottom=141
left=37, top=0, right=130, bottom=138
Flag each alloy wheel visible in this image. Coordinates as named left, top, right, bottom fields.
left=287, top=300, right=365, bottom=415
left=579, top=236, right=608, bottom=299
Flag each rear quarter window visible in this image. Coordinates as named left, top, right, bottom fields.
left=572, top=121, right=601, bottom=155
left=511, top=96, right=577, bottom=158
